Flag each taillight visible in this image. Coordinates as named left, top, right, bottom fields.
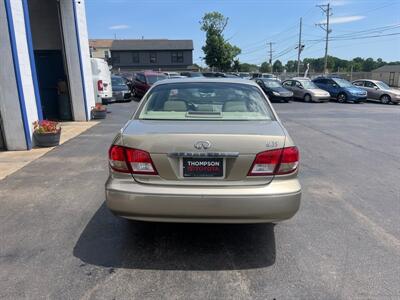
left=97, top=80, right=103, bottom=91
left=248, top=146, right=299, bottom=176
left=108, top=145, right=158, bottom=175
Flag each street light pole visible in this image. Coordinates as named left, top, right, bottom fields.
left=297, top=17, right=303, bottom=76
left=316, top=3, right=332, bottom=74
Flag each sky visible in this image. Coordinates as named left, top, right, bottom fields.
left=85, top=0, right=400, bottom=66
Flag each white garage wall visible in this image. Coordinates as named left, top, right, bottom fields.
left=0, top=0, right=40, bottom=150
left=59, top=0, right=95, bottom=121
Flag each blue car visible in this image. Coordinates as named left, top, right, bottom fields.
left=312, top=77, right=367, bottom=103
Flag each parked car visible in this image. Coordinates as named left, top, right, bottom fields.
left=169, top=75, right=187, bottom=79
left=106, top=78, right=301, bottom=223
left=180, top=72, right=204, bottom=78
left=252, top=73, right=280, bottom=81
left=282, top=78, right=330, bottom=102
left=90, top=58, right=114, bottom=104
left=202, top=72, right=225, bottom=77
left=238, top=72, right=251, bottom=79
left=352, top=79, right=400, bottom=104
left=312, top=76, right=367, bottom=103
left=132, top=71, right=167, bottom=99
left=111, top=75, right=132, bottom=102
left=254, top=78, right=293, bottom=102
left=164, top=72, right=180, bottom=78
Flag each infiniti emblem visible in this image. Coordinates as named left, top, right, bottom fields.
left=194, top=141, right=211, bottom=150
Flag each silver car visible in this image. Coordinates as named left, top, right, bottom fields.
left=105, top=78, right=301, bottom=223
left=352, top=79, right=400, bottom=104
left=282, top=78, right=330, bottom=102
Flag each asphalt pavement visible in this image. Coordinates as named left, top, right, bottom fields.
left=0, top=100, right=399, bottom=299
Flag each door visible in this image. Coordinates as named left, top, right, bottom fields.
left=134, top=74, right=147, bottom=97
left=283, top=80, right=297, bottom=98
left=326, top=79, right=340, bottom=97
left=364, top=81, right=379, bottom=100
left=389, top=72, right=395, bottom=86
left=34, top=50, right=71, bottom=120
left=293, top=81, right=304, bottom=98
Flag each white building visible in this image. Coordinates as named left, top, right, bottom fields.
left=0, top=0, right=95, bottom=151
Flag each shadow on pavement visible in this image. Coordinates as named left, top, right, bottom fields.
left=74, top=203, right=276, bottom=271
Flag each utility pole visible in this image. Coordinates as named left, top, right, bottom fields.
left=296, top=17, right=304, bottom=76
left=316, top=3, right=332, bottom=74
left=267, top=42, right=274, bottom=73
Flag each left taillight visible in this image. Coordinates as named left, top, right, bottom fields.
left=108, top=145, right=158, bottom=175
left=248, top=146, right=299, bottom=176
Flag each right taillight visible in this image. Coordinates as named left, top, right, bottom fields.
left=108, top=145, right=158, bottom=175
left=248, top=146, right=299, bottom=176
left=97, top=80, right=104, bottom=91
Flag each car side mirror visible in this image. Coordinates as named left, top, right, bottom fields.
left=332, top=83, right=338, bottom=88
left=374, top=87, right=379, bottom=90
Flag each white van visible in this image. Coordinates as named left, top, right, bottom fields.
left=90, top=58, right=114, bottom=104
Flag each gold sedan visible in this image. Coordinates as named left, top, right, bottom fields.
left=106, top=78, right=301, bottom=223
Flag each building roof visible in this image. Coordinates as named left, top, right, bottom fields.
left=372, top=65, right=400, bottom=72
left=89, top=39, right=113, bottom=48
left=111, top=39, right=193, bottom=51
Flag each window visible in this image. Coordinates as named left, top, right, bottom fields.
left=294, top=81, right=303, bottom=88
left=112, top=53, right=120, bottom=64
left=313, top=78, right=324, bottom=84
left=171, top=52, right=184, bottom=63
left=352, top=81, right=364, bottom=87
left=364, top=81, right=377, bottom=88
left=136, top=74, right=146, bottom=83
left=132, top=52, right=139, bottom=63
left=146, top=74, right=167, bottom=84
left=282, top=80, right=292, bottom=87
left=150, top=52, right=157, bottom=64
left=137, top=82, right=275, bottom=121
left=104, top=51, right=109, bottom=59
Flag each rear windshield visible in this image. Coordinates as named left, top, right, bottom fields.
left=147, top=74, right=167, bottom=84
left=111, top=77, right=126, bottom=86
left=137, top=82, right=274, bottom=121
left=262, top=80, right=281, bottom=88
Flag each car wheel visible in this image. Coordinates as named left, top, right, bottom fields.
left=337, top=93, right=347, bottom=103
left=380, top=94, right=391, bottom=104
left=304, top=94, right=312, bottom=102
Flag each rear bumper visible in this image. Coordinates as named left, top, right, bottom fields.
left=105, top=177, right=301, bottom=223
left=101, top=97, right=116, bottom=105
left=113, top=91, right=132, bottom=101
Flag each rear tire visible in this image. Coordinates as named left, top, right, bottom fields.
left=304, top=94, right=312, bottom=102
left=337, top=93, right=347, bottom=103
left=380, top=94, right=391, bottom=104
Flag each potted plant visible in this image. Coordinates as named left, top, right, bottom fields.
left=33, top=120, right=61, bottom=147
left=91, top=103, right=107, bottom=119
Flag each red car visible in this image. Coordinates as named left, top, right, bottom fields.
left=132, top=71, right=167, bottom=99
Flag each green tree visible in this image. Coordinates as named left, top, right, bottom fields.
left=238, top=63, right=259, bottom=72
left=200, top=12, right=241, bottom=71
left=362, top=57, right=376, bottom=71
left=285, top=60, right=297, bottom=72
left=273, top=60, right=283, bottom=73
left=259, top=61, right=271, bottom=73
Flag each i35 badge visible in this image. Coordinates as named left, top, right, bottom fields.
left=194, top=141, right=211, bottom=150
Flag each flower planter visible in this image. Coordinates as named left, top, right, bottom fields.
left=91, top=110, right=107, bottom=119
left=34, top=131, right=61, bottom=147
